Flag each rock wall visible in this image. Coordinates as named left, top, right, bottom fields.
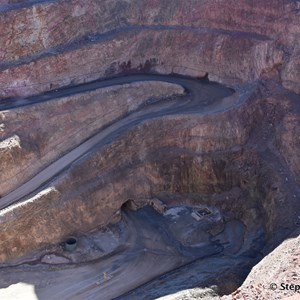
left=1, top=80, right=298, bottom=264
left=0, top=29, right=281, bottom=98
left=0, top=88, right=290, bottom=263
left=0, top=0, right=298, bottom=61
left=276, top=110, right=300, bottom=186
left=0, top=81, right=183, bottom=196
left=0, top=0, right=299, bottom=98
left=0, top=0, right=299, bottom=297
left=224, top=228, right=300, bottom=300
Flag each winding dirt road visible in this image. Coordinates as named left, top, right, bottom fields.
left=0, top=74, right=236, bottom=210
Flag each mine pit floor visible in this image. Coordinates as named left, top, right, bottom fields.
left=0, top=204, right=264, bottom=299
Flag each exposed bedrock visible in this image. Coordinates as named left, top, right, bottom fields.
left=0, top=0, right=298, bottom=62
left=221, top=227, right=300, bottom=300
left=0, top=0, right=299, bottom=97
left=275, top=95, right=300, bottom=186
left=0, top=28, right=282, bottom=98
left=0, top=81, right=183, bottom=196
left=281, top=41, right=300, bottom=94
left=0, top=84, right=299, bottom=264
left=0, top=1, right=299, bottom=298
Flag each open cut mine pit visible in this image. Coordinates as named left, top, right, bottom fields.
left=0, top=1, right=300, bottom=300
left=0, top=74, right=298, bottom=300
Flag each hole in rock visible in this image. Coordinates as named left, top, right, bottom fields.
left=65, top=237, right=77, bottom=245
left=64, top=237, right=78, bottom=252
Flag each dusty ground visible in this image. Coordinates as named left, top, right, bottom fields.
left=0, top=203, right=263, bottom=300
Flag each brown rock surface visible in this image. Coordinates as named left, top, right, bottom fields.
left=0, top=29, right=280, bottom=98
left=0, top=85, right=253, bottom=261
left=222, top=228, right=300, bottom=300
left=277, top=111, right=300, bottom=186
left=0, top=84, right=299, bottom=267
left=0, top=0, right=298, bottom=63
left=1, top=0, right=299, bottom=97
left=0, top=1, right=299, bottom=299
left=0, top=80, right=183, bottom=196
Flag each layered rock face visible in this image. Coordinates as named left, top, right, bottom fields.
left=0, top=1, right=299, bottom=299
left=0, top=81, right=184, bottom=196
left=0, top=83, right=299, bottom=270
left=0, top=86, right=253, bottom=261
left=0, top=0, right=299, bottom=98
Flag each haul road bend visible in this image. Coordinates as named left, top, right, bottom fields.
left=0, top=73, right=236, bottom=210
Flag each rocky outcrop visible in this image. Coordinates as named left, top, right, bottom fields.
left=223, top=228, right=300, bottom=300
